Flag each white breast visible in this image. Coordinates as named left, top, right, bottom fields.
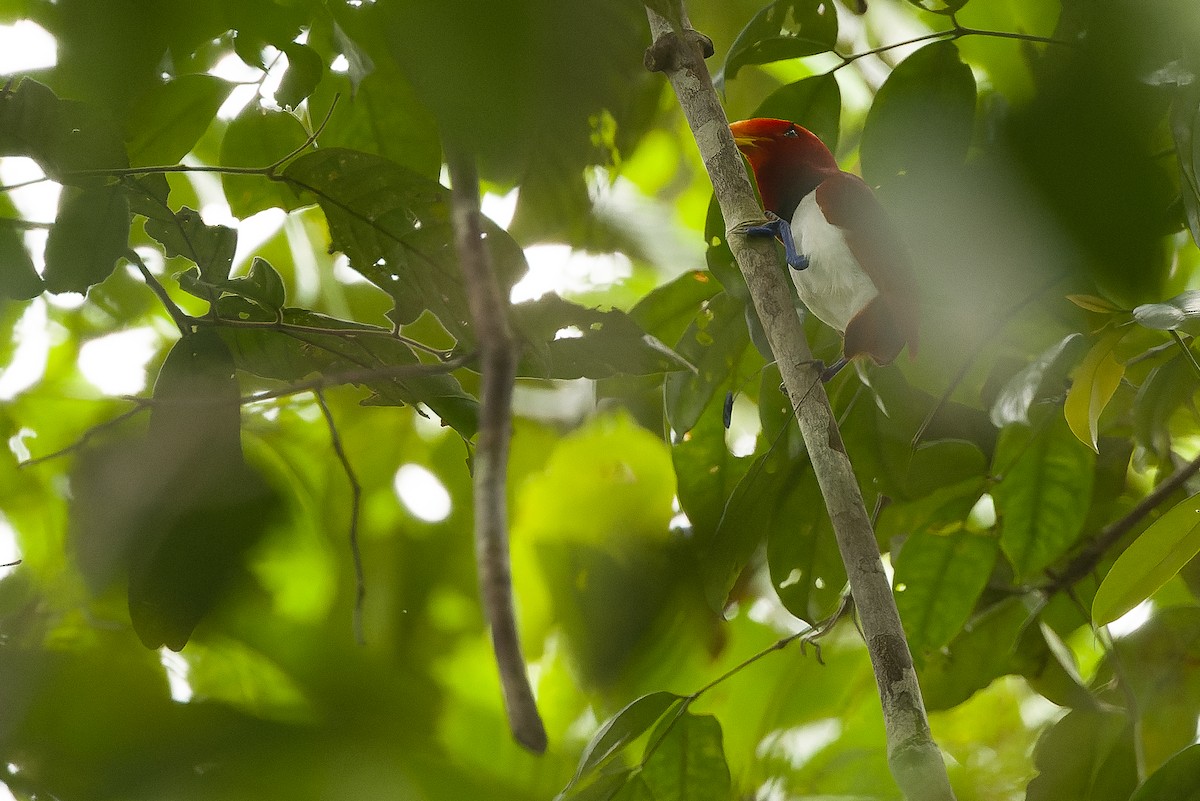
left=789, top=194, right=878, bottom=333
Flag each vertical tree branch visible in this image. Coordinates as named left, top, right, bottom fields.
left=446, top=148, right=548, bottom=754
left=644, top=6, right=955, bottom=799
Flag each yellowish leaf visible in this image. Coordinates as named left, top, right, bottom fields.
left=1064, top=330, right=1126, bottom=451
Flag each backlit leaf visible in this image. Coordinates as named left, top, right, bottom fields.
left=990, top=333, right=1083, bottom=427
left=641, top=712, right=731, bottom=801
left=1064, top=329, right=1125, bottom=451
left=895, top=530, right=998, bottom=655
left=43, top=185, right=130, bottom=293
left=1092, top=494, right=1200, bottom=625
left=861, top=41, right=976, bottom=186
left=993, top=415, right=1094, bottom=581
left=721, top=0, right=838, bottom=83
left=124, top=74, right=229, bottom=166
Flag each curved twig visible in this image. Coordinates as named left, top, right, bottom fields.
left=315, top=390, right=366, bottom=646
left=446, top=147, right=547, bottom=754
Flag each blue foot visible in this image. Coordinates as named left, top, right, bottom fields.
left=744, top=211, right=809, bottom=271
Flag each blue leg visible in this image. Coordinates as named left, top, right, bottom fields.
left=744, top=211, right=809, bottom=271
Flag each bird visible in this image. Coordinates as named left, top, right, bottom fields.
left=729, top=118, right=919, bottom=377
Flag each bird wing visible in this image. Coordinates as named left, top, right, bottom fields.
left=814, top=172, right=920, bottom=358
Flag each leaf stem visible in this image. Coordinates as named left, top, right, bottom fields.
left=315, top=389, right=366, bottom=646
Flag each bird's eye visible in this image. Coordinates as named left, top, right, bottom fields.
left=783, top=126, right=799, bottom=138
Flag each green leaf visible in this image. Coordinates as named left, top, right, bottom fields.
left=918, top=596, right=1032, bottom=710
left=1133, top=355, right=1200, bottom=461
left=721, top=0, right=838, bottom=83
left=125, top=75, right=230, bottom=166
left=0, top=77, right=129, bottom=183
left=512, top=295, right=692, bottom=379
left=145, top=206, right=237, bottom=289
left=894, top=530, right=998, bottom=655
left=222, top=256, right=286, bottom=312
left=0, top=218, right=43, bottom=300
left=332, top=21, right=375, bottom=94
left=42, top=185, right=131, bottom=293
left=1130, top=745, right=1200, bottom=801
left=1132, top=290, right=1200, bottom=332
left=276, top=42, right=325, bottom=110
left=641, top=712, right=731, bottom=801
left=751, top=73, right=842, bottom=152
left=69, top=330, right=281, bottom=651
left=765, top=457, right=847, bottom=623
left=1064, top=329, right=1125, bottom=452
left=993, top=415, right=1095, bottom=581
left=860, top=40, right=977, bottom=186
left=1092, top=494, right=1200, bottom=625
left=284, top=148, right=524, bottom=342
left=1170, top=84, right=1200, bottom=249
left=629, top=270, right=722, bottom=347
left=218, top=304, right=479, bottom=438
left=219, top=108, right=308, bottom=219
left=664, top=292, right=751, bottom=434
left=564, top=692, right=683, bottom=794
left=990, top=333, right=1083, bottom=427
left=306, top=52, right=441, bottom=180
left=1026, top=709, right=1137, bottom=801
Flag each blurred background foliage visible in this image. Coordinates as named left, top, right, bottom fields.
left=2, top=0, right=1200, bottom=799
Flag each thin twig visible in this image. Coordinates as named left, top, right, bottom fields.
left=240, top=354, right=473, bottom=404
left=198, top=315, right=453, bottom=359
left=913, top=272, right=1066, bottom=447
left=1046, top=450, right=1200, bottom=590
left=0, top=218, right=52, bottom=229
left=447, top=147, right=546, bottom=753
left=1170, top=329, right=1200, bottom=380
left=128, top=250, right=192, bottom=336
left=1, top=560, right=21, bottom=568
left=831, top=20, right=1070, bottom=74
left=315, top=390, right=366, bottom=646
left=19, top=402, right=151, bottom=468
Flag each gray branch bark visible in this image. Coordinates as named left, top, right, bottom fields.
left=644, top=6, right=956, bottom=799
left=447, top=149, right=547, bottom=754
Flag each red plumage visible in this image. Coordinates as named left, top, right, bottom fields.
left=730, top=118, right=919, bottom=366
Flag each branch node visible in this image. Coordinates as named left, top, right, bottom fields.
left=644, top=29, right=713, bottom=73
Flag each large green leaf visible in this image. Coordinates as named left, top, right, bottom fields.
left=1026, top=709, right=1137, bottom=801
left=219, top=108, right=308, bottom=219
left=1092, top=494, right=1200, bottom=626
left=992, top=415, right=1094, bottom=581
left=918, top=596, right=1032, bottom=710
left=69, top=330, right=280, bottom=651
left=283, top=148, right=525, bottom=342
left=145, top=206, right=238, bottom=295
left=894, top=530, right=998, bottom=656
left=750, top=73, right=841, bottom=153
left=1099, top=608, right=1200, bottom=773
left=641, top=712, right=731, bottom=801
left=720, top=0, right=838, bottom=83
left=0, top=77, right=129, bottom=183
left=561, top=692, right=683, bottom=797
left=42, top=185, right=131, bottom=293
left=275, top=42, right=325, bottom=110
left=512, top=295, right=691, bottom=380
left=124, top=74, right=230, bottom=166
left=218, top=304, right=479, bottom=438
left=990, top=333, right=1084, bottom=428
left=1130, top=744, right=1200, bottom=801
left=664, top=292, right=751, bottom=434
left=861, top=40, right=977, bottom=187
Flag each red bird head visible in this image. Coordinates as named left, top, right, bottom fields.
left=730, top=118, right=839, bottom=221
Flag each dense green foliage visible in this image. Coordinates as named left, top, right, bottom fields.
left=2, top=0, right=1200, bottom=799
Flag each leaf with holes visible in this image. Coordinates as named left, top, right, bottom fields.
left=283, top=148, right=525, bottom=343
